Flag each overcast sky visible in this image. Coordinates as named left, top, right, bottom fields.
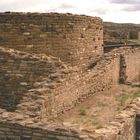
left=0, top=0, right=140, bottom=23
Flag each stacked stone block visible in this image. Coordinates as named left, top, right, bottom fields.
left=0, top=47, right=66, bottom=111
left=0, top=12, right=103, bottom=66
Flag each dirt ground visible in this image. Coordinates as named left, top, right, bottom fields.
left=54, top=84, right=139, bottom=129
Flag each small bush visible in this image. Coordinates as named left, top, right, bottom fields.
left=91, top=117, right=103, bottom=129
left=131, top=89, right=140, bottom=98
left=79, top=108, right=86, bottom=116
left=116, top=88, right=140, bottom=111
left=96, top=124, right=103, bottom=129
left=119, top=93, right=130, bottom=106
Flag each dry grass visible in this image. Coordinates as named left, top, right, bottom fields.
left=116, top=88, right=140, bottom=111
left=60, top=85, right=140, bottom=129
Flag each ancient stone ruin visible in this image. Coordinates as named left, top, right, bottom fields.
left=0, top=12, right=140, bottom=140
left=104, top=22, right=140, bottom=45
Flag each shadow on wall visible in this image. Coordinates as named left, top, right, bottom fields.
left=136, top=115, right=140, bottom=140
left=0, top=48, right=64, bottom=112
left=0, top=73, right=32, bottom=111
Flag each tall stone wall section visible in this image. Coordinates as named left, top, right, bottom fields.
left=138, top=31, right=140, bottom=40
left=125, top=50, right=140, bottom=82
left=0, top=47, right=67, bottom=112
left=0, top=12, right=103, bottom=66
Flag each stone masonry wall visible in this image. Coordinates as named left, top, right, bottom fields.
left=47, top=47, right=140, bottom=116
left=52, top=56, right=120, bottom=115
left=0, top=46, right=67, bottom=111
left=0, top=12, right=139, bottom=139
left=0, top=12, right=103, bottom=66
left=14, top=46, right=140, bottom=119
left=0, top=47, right=139, bottom=139
left=0, top=120, right=80, bottom=140
left=125, top=50, right=140, bottom=82
left=0, top=96, right=140, bottom=140
left=0, top=46, right=139, bottom=118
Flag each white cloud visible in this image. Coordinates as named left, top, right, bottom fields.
left=59, top=4, right=75, bottom=9
left=123, top=5, right=140, bottom=11
left=110, top=0, right=140, bottom=4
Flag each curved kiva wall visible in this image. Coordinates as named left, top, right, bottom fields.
left=0, top=12, right=103, bottom=66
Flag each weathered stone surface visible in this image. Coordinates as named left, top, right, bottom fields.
left=0, top=12, right=103, bottom=66
left=0, top=12, right=139, bottom=140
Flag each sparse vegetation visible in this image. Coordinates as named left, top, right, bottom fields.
left=63, top=87, right=140, bottom=130
left=131, top=88, right=140, bottom=98
left=116, top=88, right=140, bottom=110
left=91, top=117, right=103, bottom=129
left=79, top=107, right=86, bottom=116
left=72, top=116, right=103, bottom=129
left=95, top=123, right=103, bottom=129
left=118, top=92, right=130, bottom=106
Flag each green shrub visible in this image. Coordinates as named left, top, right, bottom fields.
left=79, top=108, right=86, bottom=116
left=131, top=89, right=140, bottom=98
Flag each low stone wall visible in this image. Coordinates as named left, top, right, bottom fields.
left=0, top=96, right=140, bottom=139
left=9, top=46, right=139, bottom=119
left=48, top=47, right=140, bottom=116
left=0, top=46, right=139, bottom=120
left=0, top=121, right=80, bottom=140
left=125, top=50, right=140, bottom=82
left=0, top=47, right=139, bottom=139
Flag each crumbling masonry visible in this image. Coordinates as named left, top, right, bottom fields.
left=0, top=12, right=140, bottom=140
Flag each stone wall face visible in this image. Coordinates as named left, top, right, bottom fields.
left=0, top=97, right=140, bottom=140
left=0, top=12, right=139, bottom=140
left=1, top=47, right=140, bottom=118
left=52, top=56, right=120, bottom=115
left=0, top=47, right=66, bottom=111
left=138, top=31, right=140, bottom=40
left=46, top=47, right=140, bottom=116
left=125, top=50, right=140, bottom=82
left=0, top=47, right=139, bottom=139
left=0, top=13, right=103, bottom=66
left=0, top=121, right=80, bottom=140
